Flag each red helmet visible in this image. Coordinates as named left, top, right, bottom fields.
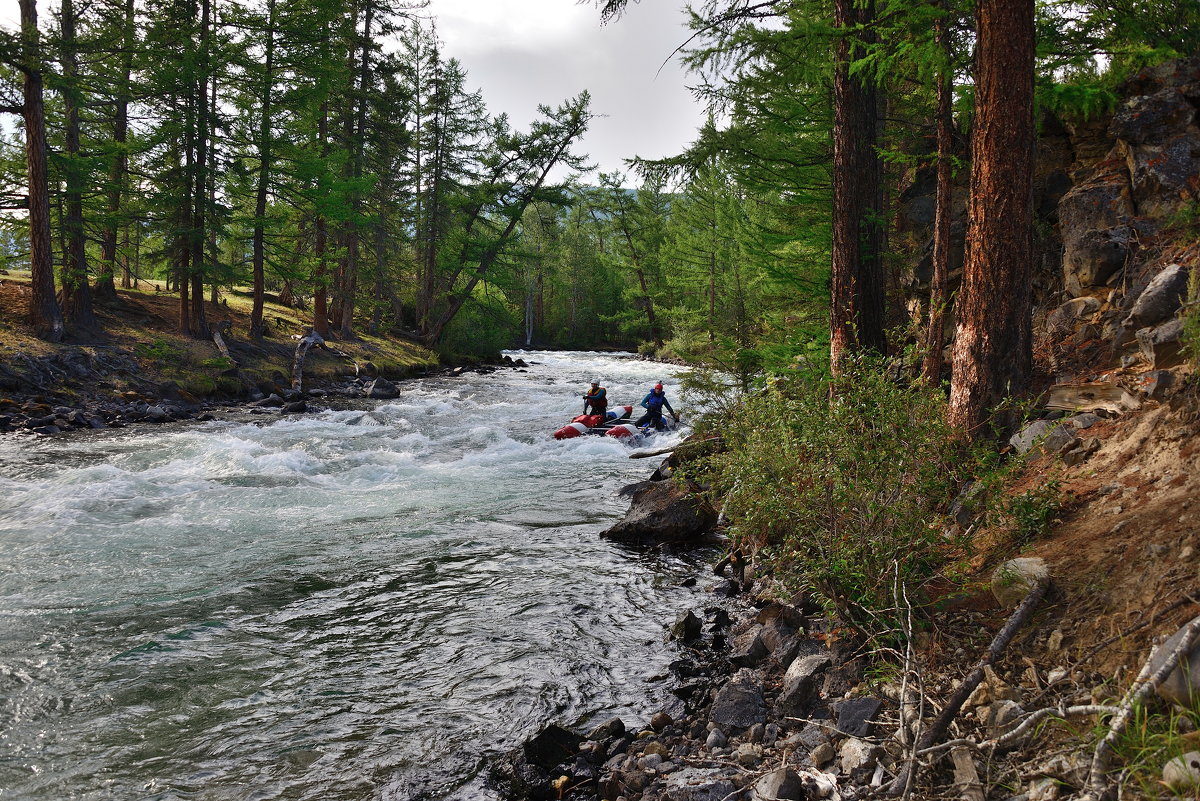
left=654, top=383, right=664, bottom=391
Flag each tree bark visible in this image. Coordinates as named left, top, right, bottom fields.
left=189, top=0, right=211, bottom=339
left=312, top=97, right=331, bottom=338
left=947, top=0, right=1034, bottom=436
left=58, top=0, right=97, bottom=331
left=921, top=3, right=954, bottom=384
left=249, top=0, right=276, bottom=340
left=829, top=0, right=885, bottom=372
left=20, top=0, right=64, bottom=342
left=95, top=0, right=134, bottom=302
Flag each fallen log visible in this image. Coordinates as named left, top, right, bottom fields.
left=629, top=436, right=724, bottom=459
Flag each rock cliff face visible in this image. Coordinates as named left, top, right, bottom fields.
left=899, top=56, right=1198, bottom=376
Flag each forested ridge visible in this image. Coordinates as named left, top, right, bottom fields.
left=1, top=0, right=1195, bottom=403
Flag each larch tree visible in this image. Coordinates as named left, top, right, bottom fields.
left=56, top=0, right=98, bottom=331
left=19, top=0, right=64, bottom=341
left=946, top=0, right=1035, bottom=436
left=829, top=0, right=885, bottom=372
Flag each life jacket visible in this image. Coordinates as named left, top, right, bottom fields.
left=644, top=392, right=665, bottom=411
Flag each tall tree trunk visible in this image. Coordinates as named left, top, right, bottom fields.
left=829, top=0, right=885, bottom=372
left=921, top=3, right=955, bottom=384
left=20, top=0, right=63, bottom=342
left=312, top=100, right=331, bottom=338
left=58, top=0, right=97, bottom=331
left=947, top=0, right=1035, bottom=436
left=337, top=0, right=372, bottom=339
left=249, top=0, right=276, bottom=339
left=189, top=0, right=211, bottom=339
left=95, top=0, right=134, bottom=302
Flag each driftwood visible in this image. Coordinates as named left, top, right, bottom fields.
left=1042, top=382, right=1140, bottom=414
left=211, top=320, right=236, bottom=365
left=291, top=330, right=325, bottom=391
left=887, top=575, right=1051, bottom=797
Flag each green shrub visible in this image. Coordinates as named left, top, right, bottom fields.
left=992, top=477, right=1064, bottom=548
left=199, top=356, right=235, bottom=371
left=135, top=338, right=185, bottom=365
left=1183, top=264, right=1200, bottom=367
left=690, top=354, right=982, bottom=634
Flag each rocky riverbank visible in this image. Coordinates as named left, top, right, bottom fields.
left=0, top=347, right=528, bottom=437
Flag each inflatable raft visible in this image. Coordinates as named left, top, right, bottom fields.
left=552, top=405, right=678, bottom=441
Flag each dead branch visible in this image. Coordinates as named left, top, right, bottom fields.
left=886, top=575, right=1051, bottom=797
left=1080, top=615, right=1200, bottom=801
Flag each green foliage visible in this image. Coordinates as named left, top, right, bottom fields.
left=135, top=338, right=185, bottom=365
left=992, top=478, right=1065, bottom=548
left=1182, top=261, right=1200, bottom=367
left=688, top=355, right=980, bottom=634
left=1108, top=702, right=1200, bottom=800
left=199, top=356, right=235, bottom=371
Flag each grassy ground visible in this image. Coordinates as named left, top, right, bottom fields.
left=0, top=270, right=440, bottom=400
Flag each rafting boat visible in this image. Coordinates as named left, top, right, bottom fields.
left=552, top=405, right=678, bottom=441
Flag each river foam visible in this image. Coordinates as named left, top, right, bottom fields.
left=0, top=351, right=700, bottom=800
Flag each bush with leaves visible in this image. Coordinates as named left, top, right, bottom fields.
left=689, top=355, right=981, bottom=634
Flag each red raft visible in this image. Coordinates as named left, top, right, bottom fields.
left=553, top=406, right=678, bottom=441
left=553, top=405, right=634, bottom=439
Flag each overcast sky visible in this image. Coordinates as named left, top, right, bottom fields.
left=426, top=0, right=705, bottom=180
left=0, top=0, right=706, bottom=180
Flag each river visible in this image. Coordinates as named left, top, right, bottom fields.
left=0, top=351, right=708, bottom=801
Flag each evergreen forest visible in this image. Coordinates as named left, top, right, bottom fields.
left=1, top=0, right=1197, bottom=429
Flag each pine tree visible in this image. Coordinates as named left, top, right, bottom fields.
left=947, top=0, right=1035, bottom=436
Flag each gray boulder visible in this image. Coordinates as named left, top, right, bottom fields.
left=1137, top=318, right=1186, bottom=368
left=776, top=653, right=832, bottom=715
left=671, top=610, right=703, bottom=642
left=1009, top=420, right=1075, bottom=456
left=1057, top=173, right=1135, bottom=294
left=1047, top=296, right=1102, bottom=333
left=365, top=377, right=400, bottom=399
left=1125, top=264, right=1190, bottom=329
left=730, top=625, right=770, bottom=667
left=992, top=557, right=1051, bottom=607
left=835, top=696, right=883, bottom=738
left=710, top=669, right=767, bottom=730
left=752, top=768, right=806, bottom=801
left=1152, top=616, right=1200, bottom=707
left=600, top=481, right=717, bottom=544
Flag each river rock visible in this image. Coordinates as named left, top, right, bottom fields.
left=671, top=610, right=703, bottom=642
left=752, top=768, right=806, bottom=801
left=710, top=669, right=767, bottom=730
left=776, top=653, right=831, bottom=715
left=365, top=377, right=400, bottom=399
left=588, top=716, right=625, bottom=741
left=730, top=624, right=769, bottom=667
left=600, top=480, right=717, bottom=544
left=491, top=723, right=584, bottom=800
left=661, top=767, right=737, bottom=801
